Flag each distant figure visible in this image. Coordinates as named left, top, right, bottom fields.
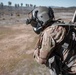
left=26, top=6, right=76, bottom=75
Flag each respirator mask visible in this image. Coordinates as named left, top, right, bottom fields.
left=26, top=17, right=43, bottom=34
left=26, top=6, right=54, bottom=34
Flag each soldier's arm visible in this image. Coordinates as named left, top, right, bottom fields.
left=34, top=26, right=66, bottom=64
left=34, top=32, right=55, bottom=64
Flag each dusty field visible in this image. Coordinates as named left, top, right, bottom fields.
left=0, top=9, right=75, bottom=75
left=0, top=16, right=50, bottom=75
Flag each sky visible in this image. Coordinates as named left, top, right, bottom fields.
left=0, top=0, right=76, bottom=7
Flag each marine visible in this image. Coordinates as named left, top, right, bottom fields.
left=26, top=6, right=76, bottom=75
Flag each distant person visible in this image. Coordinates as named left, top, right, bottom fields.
left=26, top=6, right=76, bottom=75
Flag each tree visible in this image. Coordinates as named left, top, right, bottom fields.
left=8, top=1, right=12, bottom=16
left=21, top=3, right=23, bottom=7
left=26, top=4, right=29, bottom=7
left=18, top=4, right=19, bottom=7
left=15, top=4, right=19, bottom=8
left=25, top=4, right=28, bottom=7
left=0, top=2, right=4, bottom=8
left=34, top=5, right=36, bottom=8
left=30, top=4, right=33, bottom=7
left=15, top=4, right=17, bottom=8
left=8, top=1, right=12, bottom=6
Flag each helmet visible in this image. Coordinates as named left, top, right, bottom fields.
left=32, top=6, right=54, bottom=24
left=26, top=6, right=54, bottom=34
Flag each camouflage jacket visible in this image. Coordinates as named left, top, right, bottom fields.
left=34, top=23, right=76, bottom=75
left=34, top=24, right=66, bottom=62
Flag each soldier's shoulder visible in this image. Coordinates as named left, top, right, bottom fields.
left=42, top=23, right=66, bottom=39
left=43, top=23, right=64, bottom=33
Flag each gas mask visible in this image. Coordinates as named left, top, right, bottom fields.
left=26, top=6, right=55, bottom=34
left=26, top=18, right=43, bottom=34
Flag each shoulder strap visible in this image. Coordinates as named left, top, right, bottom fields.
left=61, top=28, right=76, bottom=67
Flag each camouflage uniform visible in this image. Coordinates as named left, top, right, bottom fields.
left=34, top=24, right=76, bottom=75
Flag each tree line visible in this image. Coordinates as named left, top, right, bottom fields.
left=0, top=1, right=36, bottom=8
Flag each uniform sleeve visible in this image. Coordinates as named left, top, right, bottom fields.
left=39, top=26, right=66, bottom=59
left=39, top=31, right=55, bottom=59
left=34, top=26, right=66, bottom=64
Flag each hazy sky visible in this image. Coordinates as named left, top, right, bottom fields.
left=0, top=0, right=76, bottom=7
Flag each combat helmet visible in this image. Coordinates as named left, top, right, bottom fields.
left=26, top=6, right=55, bottom=34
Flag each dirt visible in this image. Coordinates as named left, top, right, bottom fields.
left=0, top=22, right=50, bottom=75
left=0, top=9, right=75, bottom=75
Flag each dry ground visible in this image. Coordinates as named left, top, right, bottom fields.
left=0, top=21, right=50, bottom=75
left=0, top=10, right=75, bottom=75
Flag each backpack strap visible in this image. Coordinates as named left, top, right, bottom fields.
left=61, top=27, right=76, bottom=70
